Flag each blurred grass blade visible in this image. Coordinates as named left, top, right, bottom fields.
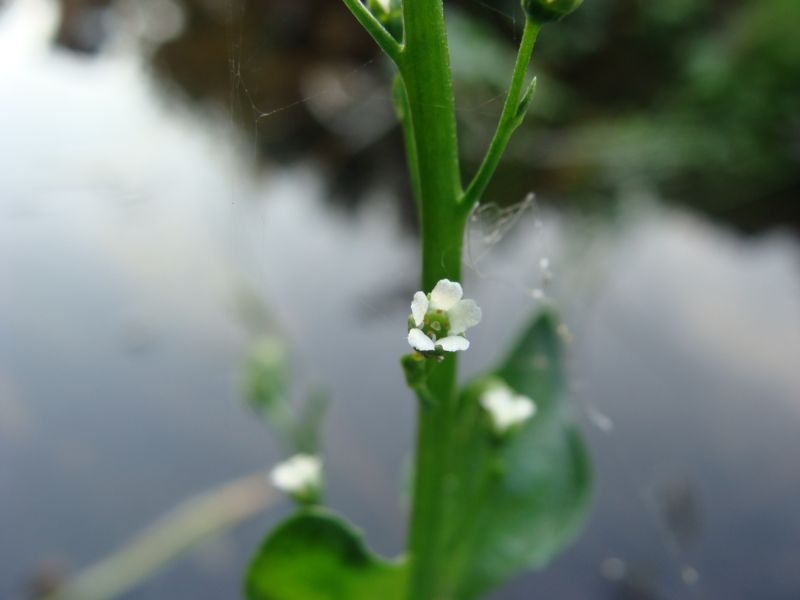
left=43, top=471, right=276, bottom=600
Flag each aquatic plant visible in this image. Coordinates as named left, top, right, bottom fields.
left=245, top=2, right=592, bottom=598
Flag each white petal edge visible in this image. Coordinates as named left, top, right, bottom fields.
left=430, top=279, right=463, bottom=311
left=480, top=387, right=536, bottom=432
left=436, top=335, right=470, bottom=352
left=270, top=454, right=322, bottom=493
left=408, top=328, right=436, bottom=352
left=509, top=396, right=536, bottom=423
left=411, top=291, right=429, bottom=327
left=480, top=386, right=514, bottom=414
left=448, top=299, right=482, bottom=334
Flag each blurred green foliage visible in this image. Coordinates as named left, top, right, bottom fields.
left=241, top=336, right=328, bottom=454
left=124, top=0, right=798, bottom=229
left=460, top=0, right=799, bottom=230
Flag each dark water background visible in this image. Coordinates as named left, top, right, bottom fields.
left=2, top=1, right=800, bottom=599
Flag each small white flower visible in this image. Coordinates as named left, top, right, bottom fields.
left=480, top=384, right=537, bottom=434
left=407, top=279, right=482, bottom=353
left=270, top=453, right=322, bottom=502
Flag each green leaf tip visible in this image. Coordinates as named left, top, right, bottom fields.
left=498, top=308, right=565, bottom=404
left=515, top=76, right=538, bottom=123
left=246, top=510, right=407, bottom=600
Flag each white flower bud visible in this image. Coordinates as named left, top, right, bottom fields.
left=270, top=454, right=323, bottom=503
left=480, top=384, right=537, bottom=435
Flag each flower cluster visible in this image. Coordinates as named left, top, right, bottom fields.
left=407, top=279, right=482, bottom=353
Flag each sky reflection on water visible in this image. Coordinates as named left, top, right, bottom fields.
left=2, top=2, right=800, bottom=599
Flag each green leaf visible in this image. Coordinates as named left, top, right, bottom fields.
left=445, top=310, right=593, bottom=598
left=245, top=510, right=407, bottom=600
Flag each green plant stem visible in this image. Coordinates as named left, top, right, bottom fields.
left=460, top=19, right=541, bottom=214
left=399, top=1, right=464, bottom=290
left=345, top=4, right=542, bottom=599
left=340, top=0, right=404, bottom=65
left=399, top=1, right=465, bottom=598
left=392, top=75, right=423, bottom=212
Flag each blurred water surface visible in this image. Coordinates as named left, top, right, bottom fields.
left=2, top=2, right=800, bottom=599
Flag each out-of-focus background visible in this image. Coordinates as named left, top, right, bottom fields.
left=1, top=0, right=798, bottom=598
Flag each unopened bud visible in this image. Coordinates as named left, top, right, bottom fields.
left=522, top=0, right=583, bottom=23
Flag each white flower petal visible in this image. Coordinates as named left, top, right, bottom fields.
left=411, top=291, right=429, bottom=326
left=480, top=386, right=536, bottom=433
left=436, top=335, right=470, bottom=352
left=408, top=328, right=436, bottom=352
left=480, top=386, right=514, bottom=414
left=430, top=279, right=463, bottom=311
left=270, top=453, right=322, bottom=494
left=510, top=396, right=536, bottom=422
left=448, top=299, right=482, bottom=334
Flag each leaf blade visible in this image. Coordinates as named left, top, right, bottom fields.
left=245, top=510, right=406, bottom=600
left=447, top=310, right=593, bottom=598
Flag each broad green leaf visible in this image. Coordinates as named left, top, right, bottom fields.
left=245, top=510, right=406, bottom=600
left=445, top=310, right=593, bottom=598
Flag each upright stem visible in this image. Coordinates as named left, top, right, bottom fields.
left=461, top=19, right=540, bottom=212
left=399, top=1, right=465, bottom=598
left=400, top=0, right=463, bottom=289
left=392, top=76, right=423, bottom=213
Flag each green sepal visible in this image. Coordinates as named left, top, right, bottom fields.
left=245, top=509, right=407, bottom=600
left=401, top=353, right=439, bottom=407
left=401, top=353, right=428, bottom=388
